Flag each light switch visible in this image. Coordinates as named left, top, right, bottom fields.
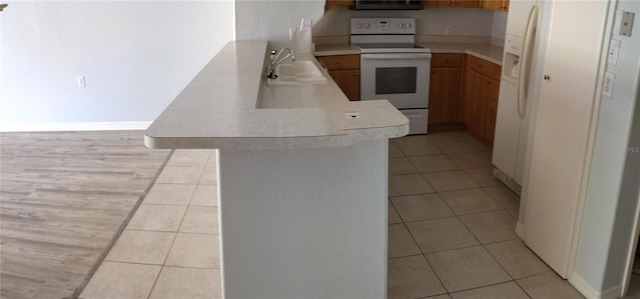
left=603, top=72, right=615, bottom=98
left=608, top=39, right=621, bottom=65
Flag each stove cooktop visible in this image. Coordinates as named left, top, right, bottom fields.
left=357, top=43, right=424, bottom=49
left=356, top=43, right=431, bottom=54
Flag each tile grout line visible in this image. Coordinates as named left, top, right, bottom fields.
left=73, top=148, right=175, bottom=299
left=145, top=154, right=210, bottom=299
left=390, top=194, right=450, bottom=297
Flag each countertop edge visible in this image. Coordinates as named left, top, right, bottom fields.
left=145, top=41, right=409, bottom=150
left=314, top=42, right=504, bottom=65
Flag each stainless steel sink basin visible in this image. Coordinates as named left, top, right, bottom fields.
left=267, top=61, right=327, bottom=86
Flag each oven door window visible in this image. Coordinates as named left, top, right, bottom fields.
left=375, top=67, right=417, bottom=95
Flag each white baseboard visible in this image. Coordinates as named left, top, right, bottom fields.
left=601, top=285, right=623, bottom=299
left=570, top=272, right=600, bottom=298
left=0, top=121, right=152, bottom=132
left=569, top=271, right=623, bottom=299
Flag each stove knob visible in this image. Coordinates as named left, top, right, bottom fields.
left=397, top=23, right=404, bottom=29
left=363, top=23, right=370, bottom=29
left=356, top=23, right=363, bottom=29
left=406, top=23, right=412, bottom=29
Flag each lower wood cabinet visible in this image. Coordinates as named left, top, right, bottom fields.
left=317, top=55, right=361, bottom=101
left=328, top=70, right=360, bottom=101
left=429, top=54, right=465, bottom=125
left=463, top=55, right=501, bottom=146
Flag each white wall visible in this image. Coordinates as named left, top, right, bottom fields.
left=572, top=0, right=640, bottom=294
left=235, top=0, right=325, bottom=49
left=0, top=1, right=234, bottom=129
left=491, top=11, right=508, bottom=40
left=315, top=6, right=496, bottom=38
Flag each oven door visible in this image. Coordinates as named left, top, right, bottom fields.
left=360, top=53, right=431, bottom=109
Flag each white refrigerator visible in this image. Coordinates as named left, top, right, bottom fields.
left=492, top=0, right=544, bottom=195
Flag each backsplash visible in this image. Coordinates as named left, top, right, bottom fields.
left=313, top=6, right=507, bottom=42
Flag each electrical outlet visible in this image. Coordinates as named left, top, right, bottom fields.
left=603, top=72, right=615, bottom=98
left=608, top=39, right=621, bottom=65
left=300, top=18, right=312, bottom=32
left=445, top=25, right=453, bottom=35
left=77, top=76, right=86, bottom=87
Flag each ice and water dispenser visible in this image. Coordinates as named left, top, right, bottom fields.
left=502, top=34, right=524, bottom=84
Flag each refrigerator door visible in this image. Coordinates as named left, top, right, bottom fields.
left=492, top=0, right=539, bottom=189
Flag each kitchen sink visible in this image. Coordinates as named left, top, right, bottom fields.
left=266, top=60, right=327, bottom=86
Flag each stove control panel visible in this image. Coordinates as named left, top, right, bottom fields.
left=351, top=18, right=416, bottom=35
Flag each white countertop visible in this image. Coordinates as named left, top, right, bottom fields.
left=422, top=42, right=504, bottom=65
left=144, top=41, right=409, bottom=150
left=314, top=41, right=504, bottom=65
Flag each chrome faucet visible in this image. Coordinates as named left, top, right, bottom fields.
left=267, top=48, right=295, bottom=79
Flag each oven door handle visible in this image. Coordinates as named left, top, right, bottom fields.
left=361, top=53, right=432, bottom=60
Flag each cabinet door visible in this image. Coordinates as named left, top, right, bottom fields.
left=329, top=70, right=360, bottom=101
left=485, top=94, right=498, bottom=143
left=429, top=67, right=463, bottom=124
left=463, top=70, right=484, bottom=133
left=465, top=70, right=499, bottom=142
left=482, top=0, right=509, bottom=11
left=455, top=0, right=481, bottom=8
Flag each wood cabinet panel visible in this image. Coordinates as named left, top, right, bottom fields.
left=482, top=0, right=509, bottom=11
left=317, top=55, right=360, bottom=71
left=325, top=0, right=354, bottom=10
left=429, top=54, right=465, bottom=125
left=464, top=71, right=485, bottom=133
left=486, top=98, right=498, bottom=142
left=467, top=55, right=501, bottom=80
left=329, top=70, right=360, bottom=101
left=318, top=55, right=361, bottom=102
left=464, top=56, right=501, bottom=147
left=431, top=53, right=464, bottom=67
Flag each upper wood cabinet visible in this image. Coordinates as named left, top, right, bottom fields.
left=325, top=0, right=354, bottom=10
left=425, top=0, right=481, bottom=8
left=482, top=0, right=509, bottom=11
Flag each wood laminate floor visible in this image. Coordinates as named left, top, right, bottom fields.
left=0, top=131, right=171, bottom=299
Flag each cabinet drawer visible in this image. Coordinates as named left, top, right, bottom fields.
left=317, top=55, right=360, bottom=70
left=467, top=55, right=501, bottom=80
left=431, top=54, right=464, bottom=67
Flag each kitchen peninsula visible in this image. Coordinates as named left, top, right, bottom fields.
left=145, top=41, right=408, bottom=298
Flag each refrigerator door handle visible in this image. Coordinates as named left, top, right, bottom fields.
left=518, top=4, right=538, bottom=118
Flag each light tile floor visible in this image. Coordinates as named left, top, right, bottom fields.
left=80, top=149, right=221, bottom=299
left=81, top=132, right=589, bottom=299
